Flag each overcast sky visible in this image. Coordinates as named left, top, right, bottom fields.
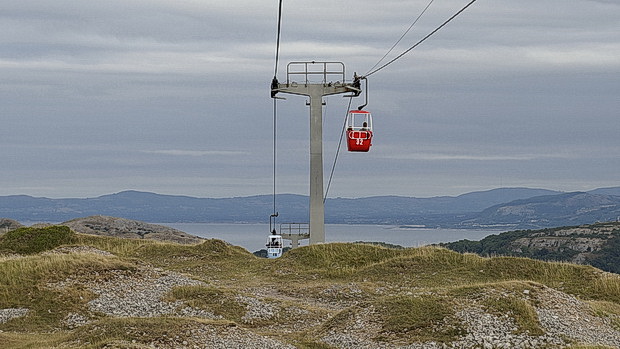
left=1, top=0, right=618, bottom=199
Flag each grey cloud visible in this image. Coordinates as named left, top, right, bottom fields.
left=0, top=0, right=618, bottom=198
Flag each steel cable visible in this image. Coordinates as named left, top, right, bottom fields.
left=365, top=0, right=478, bottom=77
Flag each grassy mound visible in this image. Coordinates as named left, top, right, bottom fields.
left=0, top=252, right=133, bottom=332
left=280, top=242, right=403, bottom=269
left=164, top=285, right=246, bottom=322
left=0, top=226, right=76, bottom=254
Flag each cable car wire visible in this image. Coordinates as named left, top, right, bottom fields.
left=366, top=0, right=436, bottom=76
left=365, top=0, right=478, bottom=78
left=270, top=0, right=478, bottom=211
left=271, top=0, right=284, bottom=222
left=324, top=97, right=354, bottom=203
left=273, top=0, right=283, bottom=77
left=272, top=99, right=278, bottom=217
left=326, top=0, right=478, bottom=199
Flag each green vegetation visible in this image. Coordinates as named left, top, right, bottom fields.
left=588, top=234, right=620, bottom=273
left=164, top=285, right=246, bottom=322
left=443, top=223, right=620, bottom=274
left=0, top=253, right=133, bottom=332
left=441, top=229, right=539, bottom=256
left=483, top=295, right=544, bottom=335
left=62, top=317, right=234, bottom=349
left=278, top=242, right=403, bottom=274
left=0, top=226, right=76, bottom=254
left=2, top=224, right=620, bottom=348
left=376, top=295, right=460, bottom=343
left=589, top=300, right=620, bottom=333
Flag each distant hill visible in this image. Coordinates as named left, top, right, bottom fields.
left=325, top=187, right=560, bottom=224
left=589, top=187, right=620, bottom=196
left=1, top=187, right=619, bottom=229
left=462, top=192, right=620, bottom=229
left=442, top=221, right=620, bottom=273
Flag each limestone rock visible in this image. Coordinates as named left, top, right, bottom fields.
left=62, top=215, right=203, bottom=244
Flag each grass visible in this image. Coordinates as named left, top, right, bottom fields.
left=278, top=242, right=403, bottom=272
left=483, top=295, right=544, bottom=335
left=315, top=294, right=461, bottom=345
left=0, top=332, right=69, bottom=349
left=375, top=295, right=461, bottom=343
left=0, top=226, right=76, bottom=254
left=164, top=285, right=246, bottom=322
left=3, top=226, right=620, bottom=347
left=69, top=317, right=176, bottom=348
left=60, top=317, right=234, bottom=349
left=589, top=300, right=620, bottom=330
left=0, top=252, right=133, bottom=332
left=447, top=280, right=545, bottom=337
left=349, top=247, right=620, bottom=302
left=75, top=234, right=158, bottom=257
left=286, top=340, right=335, bottom=349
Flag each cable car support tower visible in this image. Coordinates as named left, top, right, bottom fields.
left=271, top=62, right=361, bottom=244
left=267, top=0, right=479, bottom=249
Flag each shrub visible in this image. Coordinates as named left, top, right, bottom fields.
left=0, top=226, right=76, bottom=254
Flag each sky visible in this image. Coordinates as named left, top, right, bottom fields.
left=1, top=0, right=619, bottom=199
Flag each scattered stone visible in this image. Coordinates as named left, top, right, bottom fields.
left=318, top=285, right=620, bottom=349
left=236, top=295, right=280, bottom=324
left=63, top=312, right=91, bottom=329
left=535, top=286, right=620, bottom=348
left=0, top=308, right=29, bottom=324
left=85, top=268, right=219, bottom=319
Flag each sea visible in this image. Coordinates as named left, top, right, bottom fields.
left=157, top=223, right=502, bottom=253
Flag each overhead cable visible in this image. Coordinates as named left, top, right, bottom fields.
left=324, top=97, right=354, bottom=203
left=366, top=0, right=436, bottom=75
left=273, top=0, right=284, bottom=77
left=365, top=0, right=478, bottom=77
left=271, top=0, right=284, bottom=218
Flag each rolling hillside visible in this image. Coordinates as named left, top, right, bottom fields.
left=464, top=192, right=620, bottom=229
left=1, top=225, right=620, bottom=348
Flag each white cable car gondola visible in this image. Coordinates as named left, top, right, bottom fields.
left=346, top=109, right=373, bottom=152
left=265, top=233, right=283, bottom=259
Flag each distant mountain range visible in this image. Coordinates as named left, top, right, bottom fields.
left=1, top=187, right=620, bottom=229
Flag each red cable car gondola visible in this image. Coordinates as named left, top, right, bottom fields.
left=346, top=110, right=373, bottom=152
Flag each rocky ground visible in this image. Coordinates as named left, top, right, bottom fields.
left=61, top=216, right=203, bottom=244
left=0, top=218, right=23, bottom=235
left=4, top=245, right=620, bottom=348
left=319, top=286, right=620, bottom=349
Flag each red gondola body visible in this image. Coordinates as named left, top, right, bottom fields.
left=346, top=110, right=373, bottom=152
